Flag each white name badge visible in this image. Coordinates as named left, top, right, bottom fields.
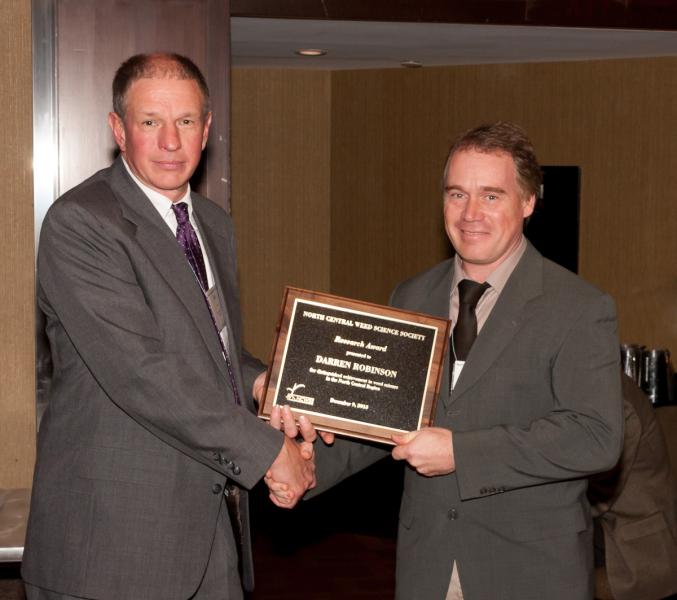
left=206, top=285, right=230, bottom=352
left=451, top=360, right=465, bottom=390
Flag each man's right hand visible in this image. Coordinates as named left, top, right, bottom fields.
left=266, top=435, right=315, bottom=508
left=264, top=405, right=335, bottom=507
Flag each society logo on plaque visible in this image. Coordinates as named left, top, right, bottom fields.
left=285, top=383, right=315, bottom=406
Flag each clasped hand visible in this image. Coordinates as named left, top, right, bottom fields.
left=264, top=405, right=334, bottom=507
left=254, top=373, right=315, bottom=508
left=266, top=433, right=316, bottom=509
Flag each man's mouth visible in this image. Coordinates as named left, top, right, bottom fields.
left=155, top=160, right=184, bottom=170
left=459, top=228, right=488, bottom=237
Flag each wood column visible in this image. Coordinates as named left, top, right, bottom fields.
left=0, top=0, right=36, bottom=488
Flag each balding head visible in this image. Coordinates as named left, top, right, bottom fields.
left=112, top=52, right=210, bottom=118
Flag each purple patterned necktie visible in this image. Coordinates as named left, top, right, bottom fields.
left=171, top=202, right=240, bottom=404
left=172, top=202, right=209, bottom=291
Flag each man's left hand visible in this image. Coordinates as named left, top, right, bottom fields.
left=391, top=427, right=455, bottom=476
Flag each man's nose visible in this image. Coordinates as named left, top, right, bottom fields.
left=159, top=124, right=181, bottom=151
left=462, top=196, right=481, bottom=220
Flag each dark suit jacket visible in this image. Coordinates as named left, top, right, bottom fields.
left=311, top=243, right=624, bottom=600
left=22, top=159, right=281, bottom=599
left=589, top=375, right=677, bottom=600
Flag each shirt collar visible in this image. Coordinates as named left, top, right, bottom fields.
left=452, top=235, right=527, bottom=295
left=121, top=156, right=192, bottom=220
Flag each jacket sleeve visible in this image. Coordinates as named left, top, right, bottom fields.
left=452, top=292, right=624, bottom=499
left=308, top=437, right=390, bottom=498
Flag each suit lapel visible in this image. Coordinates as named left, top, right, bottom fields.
left=413, top=261, right=455, bottom=411
left=109, top=160, right=233, bottom=385
left=193, top=196, right=258, bottom=411
left=192, top=203, right=235, bottom=328
left=450, top=243, right=544, bottom=401
left=418, top=260, right=455, bottom=320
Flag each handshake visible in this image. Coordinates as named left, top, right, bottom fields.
left=264, top=404, right=335, bottom=508
left=262, top=406, right=457, bottom=509
left=254, top=372, right=457, bottom=509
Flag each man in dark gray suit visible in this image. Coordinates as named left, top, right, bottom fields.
left=270, top=121, right=624, bottom=599
left=22, top=53, right=313, bottom=600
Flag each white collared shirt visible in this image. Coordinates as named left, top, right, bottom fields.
left=121, top=157, right=215, bottom=289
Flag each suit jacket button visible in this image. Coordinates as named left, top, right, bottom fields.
left=447, top=508, right=458, bottom=520
left=212, top=483, right=223, bottom=494
left=232, top=465, right=241, bottom=475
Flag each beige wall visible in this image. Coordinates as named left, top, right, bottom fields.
left=231, top=69, right=332, bottom=361
left=0, top=0, right=36, bottom=488
left=232, top=57, right=677, bottom=359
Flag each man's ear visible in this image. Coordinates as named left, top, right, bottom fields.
left=201, top=112, right=212, bottom=150
left=108, top=112, right=126, bottom=152
left=522, top=193, right=536, bottom=219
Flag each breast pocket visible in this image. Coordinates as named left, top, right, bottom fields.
left=478, top=366, right=554, bottom=423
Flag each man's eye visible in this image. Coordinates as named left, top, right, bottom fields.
left=486, top=194, right=498, bottom=201
left=142, top=120, right=155, bottom=127
left=179, top=119, right=194, bottom=126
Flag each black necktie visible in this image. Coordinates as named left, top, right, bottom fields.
left=452, top=279, right=490, bottom=361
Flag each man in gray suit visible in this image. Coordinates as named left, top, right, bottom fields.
left=270, top=121, right=624, bottom=599
left=22, top=53, right=313, bottom=600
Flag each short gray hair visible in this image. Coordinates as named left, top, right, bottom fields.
left=112, top=52, right=211, bottom=118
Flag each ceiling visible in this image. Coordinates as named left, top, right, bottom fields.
left=230, top=17, right=677, bottom=69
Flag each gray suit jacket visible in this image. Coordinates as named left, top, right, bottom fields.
left=312, top=243, right=624, bottom=600
left=23, top=159, right=281, bottom=599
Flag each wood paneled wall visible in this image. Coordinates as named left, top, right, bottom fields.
left=232, top=57, right=677, bottom=359
left=0, top=0, right=36, bottom=488
left=231, top=69, right=331, bottom=361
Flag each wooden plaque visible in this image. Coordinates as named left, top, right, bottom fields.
left=259, top=287, right=450, bottom=445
